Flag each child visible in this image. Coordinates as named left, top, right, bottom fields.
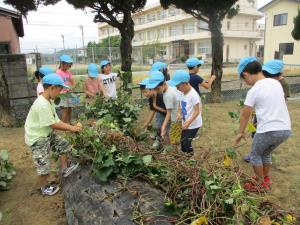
left=84, top=63, right=104, bottom=100
left=25, top=73, right=82, bottom=196
left=262, top=59, right=290, bottom=100
left=151, top=61, right=170, bottom=81
left=235, top=57, right=291, bottom=192
left=56, top=54, right=75, bottom=124
left=98, top=60, right=118, bottom=99
left=168, top=70, right=202, bottom=153
left=139, top=78, right=167, bottom=149
left=144, top=71, right=180, bottom=144
left=34, top=66, right=54, bottom=96
left=244, top=59, right=290, bottom=162
left=186, top=57, right=216, bottom=96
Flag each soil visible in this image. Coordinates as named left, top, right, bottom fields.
left=0, top=100, right=299, bottom=225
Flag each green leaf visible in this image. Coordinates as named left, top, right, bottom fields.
left=210, top=185, right=221, bottom=190
left=226, top=148, right=237, bottom=159
left=0, top=211, right=2, bottom=221
left=249, top=209, right=259, bottom=222
left=94, top=167, right=113, bottom=182
left=0, top=150, right=9, bottom=161
left=102, top=155, right=115, bottom=168
left=142, top=155, right=152, bottom=166
left=123, top=117, right=132, bottom=122
left=228, top=111, right=239, bottom=119
left=225, top=198, right=234, bottom=205
left=0, top=181, right=7, bottom=187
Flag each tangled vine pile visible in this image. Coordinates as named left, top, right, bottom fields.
left=68, top=92, right=299, bottom=225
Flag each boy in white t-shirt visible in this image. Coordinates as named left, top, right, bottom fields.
left=144, top=71, right=180, bottom=145
left=168, top=70, right=202, bottom=153
left=98, top=60, right=118, bottom=99
left=235, top=57, right=291, bottom=192
left=34, top=66, right=54, bottom=96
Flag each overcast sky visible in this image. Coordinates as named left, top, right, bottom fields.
left=0, top=0, right=271, bottom=53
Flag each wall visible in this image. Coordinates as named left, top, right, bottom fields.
left=264, top=0, right=300, bottom=64
left=0, top=15, right=20, bottom=54
left=0, top=54, right=36, bottom=122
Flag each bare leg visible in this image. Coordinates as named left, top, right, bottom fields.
left=38, top=174, right=50, bottom=188
left=252, top=165, right=264, bottom=183
left=263, top=163, right=271, bottom=177
left=59, top=154, right=68, bottom=170
left=61, top=107, right=71, bottom=124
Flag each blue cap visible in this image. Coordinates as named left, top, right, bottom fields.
left=151, top=62, right=167, bottom=71
left=87, top=63, right=99, bottom=78
left=100, top=60, right=110, bottom=68
left=38, top=66, right=54, bottom=77
left=42, top=73, right=70, bottom=88
left=145, top=71, right=165, bottom=89
left=186, top=57, right=204, bottom=67
left=262, top=60, right=284, bottom=75
left=167, top=70, right=190, bottom=87
left=60, top=54, right=73, bottom=63
left=138, top=78, right=150, bottom=86
left=237, top=56, right=257, bottom=77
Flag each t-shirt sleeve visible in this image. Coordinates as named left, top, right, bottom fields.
left=36, top=83, right=44, bottom=95
left=163, top=94, right=176, bottom=110
left=198, top=76, right=204, bottom=85
left=38, top=105, right=59, bottom=127
left=191, top=92, right=201, bottom=106
left=244, top=89, right=256, bottom=107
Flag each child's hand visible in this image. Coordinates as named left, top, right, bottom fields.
left=71, top=125, right=82, bottom=133
left=182, top=120, right=190, bottom=130
left=234, top=133, right=246, bottom=145
left=176, top=113, right=182, bottom=121
left=211, top=75, right=216, bottom=81
left=161, top=128, right=166, bottom=139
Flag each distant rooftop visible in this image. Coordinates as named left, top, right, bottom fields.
left=0, top=6, right=24, bottom=37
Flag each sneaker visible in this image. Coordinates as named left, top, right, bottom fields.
left=41, top=184, right=60, bottom=196
left=62, top=161, right=79, bottom=178
left=244, top=154, right=251, bottom=163
left=151, top=140, right=161, bottom=150
left=243, top=181, right=270, bottom=193
left=251, top=176, right=272, bottom=186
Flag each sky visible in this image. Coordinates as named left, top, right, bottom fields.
left=0, top=0, right=271, bottom=53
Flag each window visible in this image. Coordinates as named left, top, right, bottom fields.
left=138, top=32, right=145, bottom=41
left=169, top=8, right=175, bottom=17
left=279, top=43, right=294, bottom=55
left=147, top=30, right=157, bottom=40
left=157, top=10, right=167, bottom=20
left=184, top=22, right=195, bottom=34
left=227, top=21, right=231, bottom=30
left=147, top=14, right=156, bottom=22
left=138, top=16, right=146, bottom=25
left=189, top=43, right=195, bottom=55
left=159, top=28, right=167, bottom=38
left=244, top=44, right=248, bottom=50
left=274, top=13, right=288, bottom=26
left=170, top=25, right=182, bottom=36
left=197, top=41, right=211, bottom=54
left=0, top=43, right=10, bottom=54
left=198, top=20, right=209, bottom=31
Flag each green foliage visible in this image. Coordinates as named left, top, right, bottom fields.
left=0, top=150, right=16, bottom=191
left=85, top=91, right=141, bottom=135
left=292, top=8, right=300, bottom=41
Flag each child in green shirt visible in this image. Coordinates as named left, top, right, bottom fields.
left=25, top=73, right=82, bottom=196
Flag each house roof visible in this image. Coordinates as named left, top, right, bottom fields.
left=0, top=7, right=24, bottom=37
left=259, top=0, right=300, bottom=12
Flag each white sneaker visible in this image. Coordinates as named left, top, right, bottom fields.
left=62, top=161, right=79, bottom=178
left=41, top=184, right=60, bottom=196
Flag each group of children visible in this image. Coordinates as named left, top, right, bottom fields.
left=25, top=55, right=118, bottom=195
left=140, top=58, right=216, bottom=153
left=25, top=54, right=291, bottom=196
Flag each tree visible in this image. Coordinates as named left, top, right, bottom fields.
left=160, top=0, right=239, bottom=102
left=292, top=8, right=300, bottom=41
left=4, top=0, right=147, bottom=76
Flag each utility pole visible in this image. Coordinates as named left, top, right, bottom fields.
left=79, top=25, right=85, bottom=63
left=61, top=34, right=65, bottom=50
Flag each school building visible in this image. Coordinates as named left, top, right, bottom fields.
left=260, top=0, right=300, bottom=64
left=98, top=0, right=264, bottom=63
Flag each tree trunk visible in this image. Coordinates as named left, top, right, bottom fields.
left=208, top=15, right=224, bottom=103
left=119, top=12, right=134, bottom=83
